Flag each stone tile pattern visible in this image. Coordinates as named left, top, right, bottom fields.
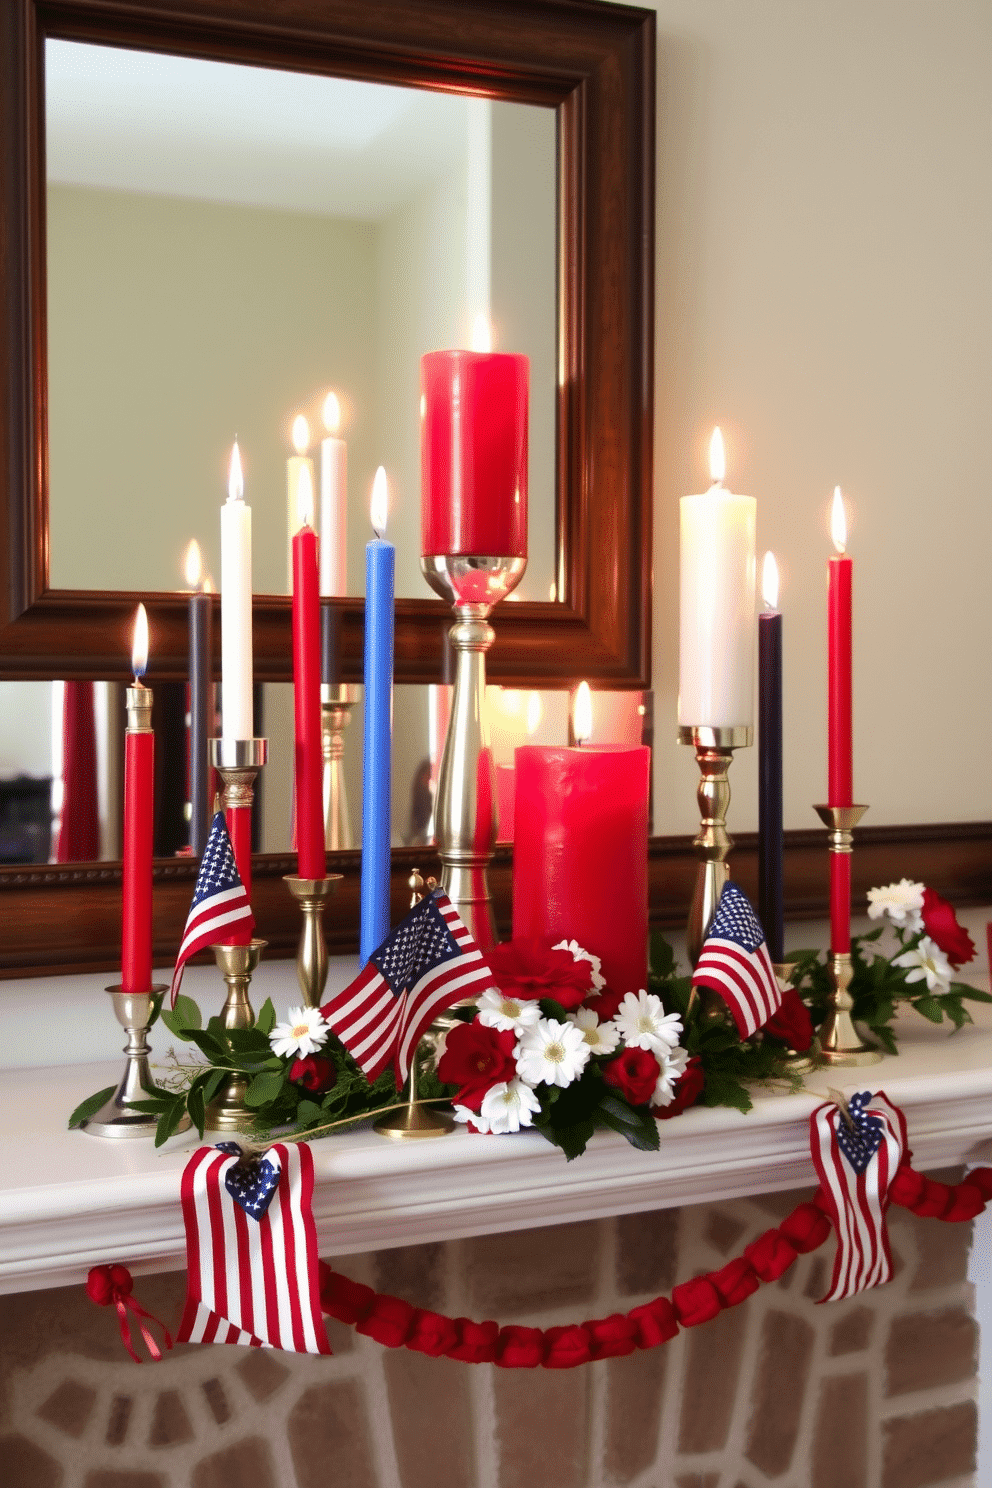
left=0, top=1176, right=978, bottom=1488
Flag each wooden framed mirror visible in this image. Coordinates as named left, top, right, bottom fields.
left=0, top=0, right=656, bottom=973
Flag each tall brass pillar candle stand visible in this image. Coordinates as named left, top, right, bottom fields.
left=421, top=554, right=526, bottom=950
left=204, top=940, right=269, bottom=1131
left=813, top=803, right=880, bottom=1066
left=82, top=986, right=189, bottom=1138
left=284, top=874, right=342, bottom=1008
left=679, top=725, right=753, bottom=967
left=322, top=682, right=359, bottom=851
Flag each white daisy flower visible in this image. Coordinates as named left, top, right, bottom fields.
left=269, top=1006, right=329, bottom=1059
left=552, top=938, right=606, bottom=990
left=611, top=990, right=684, bottom=1055
left=866, top=879, right=924, bottom=931
left=477, top=987, right=541, bottom=1034
left=453, top=1104, right=493, bottom=1133
left=568, top=1006, right=620, bottom=1055
left=480, top=1079, right=542, bottom=1133
left=893, top=936, right=953, bottom=994
left=516, top=1017, right=591, bottom=1088
left=652, top=1043, right=690, bottom=1108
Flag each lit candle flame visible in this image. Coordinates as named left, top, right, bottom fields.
left=709, top=427, right=726, bottom=485
left=526, top=690, right=542, bottom=734
left=761, top=551, right=779, bottom=610
left=292, top=414, right=310, bottom=454
left=573, top=680, right=592, bottom=744
left=322, top=392, right=341, bottom=434
left=831, top=486, right=847, bottom=554
left=471, top=314, right=492, bottom=353
left=184, top=539, right=203, bottom=589
left=297, top=463, right=315, bottom=528
left=228, top=441, right=244, bottom=502
left=370, top=466, right=389, bottom=538
left=131, top=603, right=149, bottom=679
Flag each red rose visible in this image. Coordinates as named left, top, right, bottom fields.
left=762, top=989, right=814, bottom=1053
left=484, top=938, right=594, bottom=1011
left=921, top=887, right=975, bottom=969
left=436, top=1020, right=518, bottom=1108
left=585, top=984, right=627, bottom=1022
left=289, top=1055, right=337, bottom=1094
left=655, top=1054, right=705, bottom=1118
left=602, top=1047, right=660, bottom=1107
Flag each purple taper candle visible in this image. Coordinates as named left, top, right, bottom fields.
left=758, top=551, right=783, bottom=963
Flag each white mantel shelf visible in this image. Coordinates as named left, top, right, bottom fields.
left=3, top=1003, right=992, bottom=1296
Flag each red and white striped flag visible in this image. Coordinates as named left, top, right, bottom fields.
left=810, top=1090, right=907, bottom=1301
left=691, top=881, right=782, bottom=1038
left=321, top=887, right=496, bottom=1086
left=171, top=811, right=254, bottom=1004
left=176, top=1142, right=330, bottom=1354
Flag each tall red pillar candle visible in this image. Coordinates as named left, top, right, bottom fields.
left=827, top=487, right=853, bottom=808
left=421, top=348, right=529, bottom=556
left=122, top=604, right=154, bottom=993
left=512, top=744, right=650, bottom=996
left=292, top=485, right=326, bottom=880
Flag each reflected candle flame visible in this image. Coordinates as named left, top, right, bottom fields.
left=831, top=486, right=847, bottom=554
left=761, top=551, right=779, bottom=610
left=709, top=427, right=726, bottom=485
left=370, top=466, right=389, bottom=538
left=131, top=603, right=149, bottom=679
left=184, top=539, right=203, bottom=590
left=573, top=680, right=592, bottom=744
left=292, top=414, right=310, bottom=454
left=471, top=314, right=492, bottom=353
left=228, top=441, right=244, bottom=502
left=297, top=463, right=315, bottom=528
left=526, top=690, right=542, bottom=734
left=322, top=393, right=341, bottom=435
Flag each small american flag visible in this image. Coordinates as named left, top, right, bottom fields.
left=322, top=887, right=496, bottom=1086
left=691, top=881, right=782, bottom=1038
left=171, top=811, right=254, bottom=1004
left=811, top=1091, right=907, bottom=1301
left=176, top=1142, right=330, bottom=1354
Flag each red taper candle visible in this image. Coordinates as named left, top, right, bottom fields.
left=827, top=487, right=853, bottom=808
left=122, top=604, right=154, bottom=993
left=292, top=469, right=326, bottom=879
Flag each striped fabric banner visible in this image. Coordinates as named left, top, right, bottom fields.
left=810, top=1091, right=907, bottom=1302
left=176, top=1143, right=330, bottom=1354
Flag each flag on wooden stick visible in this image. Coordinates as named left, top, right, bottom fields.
left=171, top=810, right=254, bottom=1004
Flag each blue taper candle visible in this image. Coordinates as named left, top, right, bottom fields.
left=757, top=552, right=784, bottom=963
left=360, top=467, right=394, bottom=964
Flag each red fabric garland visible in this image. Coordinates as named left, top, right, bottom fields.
left=316, top=1163, right=992, bottom=1369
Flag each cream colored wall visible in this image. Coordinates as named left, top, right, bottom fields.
left=644, top=0, right=992, bottom=834
left=47, top=185, right=379, bottom=596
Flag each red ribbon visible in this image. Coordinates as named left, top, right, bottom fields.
left=86, top=1264, right=173, bottom=1364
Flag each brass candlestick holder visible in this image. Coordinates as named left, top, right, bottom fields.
left=208, top=737, right=268, bottom=884
left=679, top=724, right=753, bottom=966
left=284, top=874, right=342, bottom=1008
left=421, top=554, right=526, bottom=951
left=204, top=939, right=268, bottom=1131
left=322, top=682, right=360, bottom=850
left=813, top=803, right=880, bottom=1067
left=82, top=985, right=188, bottom=1139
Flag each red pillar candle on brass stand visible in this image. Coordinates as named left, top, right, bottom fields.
left=512, top=685, right=650, bottom=998
left=420, top=318, right=528, bottom=950
left=814, top=487, right=878, bottom=1066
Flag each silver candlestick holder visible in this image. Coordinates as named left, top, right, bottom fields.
left=421, top=554, right=526, bottom=951
left=322, top=682, right=360, bottom=850
left=82, top=985, right=190, bottom=1139
left=679, top=724, right=753, bottom=967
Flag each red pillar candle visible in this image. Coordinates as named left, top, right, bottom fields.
left=512, top=744, right=650, bottom=997
left=827, top=487, right=853, bottom=808
left=292, top=471, right=326, bottom=880
left=121, top=604, right=154, bottom=993
left=831, top=853, right=852, bottom=955
left=421, top=347, right=529, bottom=556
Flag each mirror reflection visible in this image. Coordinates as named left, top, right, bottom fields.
left=0, top=680, right=647, bottom=863
left=45, top=40, right=558, bottom=603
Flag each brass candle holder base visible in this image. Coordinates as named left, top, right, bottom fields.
left=817, top=951, right=881, bottom=1067
left=284, top=875, right=342, bottom=1009
left=678, top=724, right=753, bottom=967
left=373, top=1020, right=456, bottom=1140
left=204, top=939, right=267, bottom=1132
left=771, top=961, right=818, bottom=1071
left=83, top=985, right=189, bottom=1139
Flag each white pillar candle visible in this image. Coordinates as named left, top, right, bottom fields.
left=221, top=440, right=254, bottom=741
left=678, top=428, right=756, bottom=728
left=287, top=413, right=315, bottom=591
left=320, top=391, right=348, bottom=596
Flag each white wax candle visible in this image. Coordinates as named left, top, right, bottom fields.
left=678, top=430, right=756, bottom=728
left=221, top=441, right=254, bottom=741
left=286, top=414, right=315, bottom=591
left=320, top=391, right=347, bottom=596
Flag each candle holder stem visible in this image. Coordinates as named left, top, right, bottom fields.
left=284, top=876, right=342, bottom=1008
left=321, top=683, right=359, bottom=851
left=83, top=985, right=188, bottom=1139
left=373, top=1035, right=456, bottom=1139
left=209, top=738, right=268, bottom=892
left=812, top=803, right=880, bottom=1066
left=204, top=939, right=267, bottom=1131
left=679, top=725, right=752, bottom=967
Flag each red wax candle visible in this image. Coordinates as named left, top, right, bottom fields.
left=421, top=350, right=529, bottom=556
left=831, top=853, right=852, bottom=954
left=827, top=489, right=853, bottom=807
left=512, top=745, right=650, bottom=997
left=122, top=606, right=154, bottom=992
left=292, top=522, right=326, bottom=880
left=227, top=806, right=253, bottom=899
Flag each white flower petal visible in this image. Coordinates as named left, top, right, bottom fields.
left=893, top=936, right=952, bottom=994
left=479, top=1079, right=542, bottom=1133
left=269, top=1006, right=329, bottom=1059
left=568, top=1006, right=620, bottom=1055
left=866, top=879, right=925, bottom=931
left=453, top=1104, right=493, bottom=1134
left=477, top=987, right=541, bottom=1033
left=516, top=1017, right=591, bottom=1088
left=611, top=990, right=683, bottom=1055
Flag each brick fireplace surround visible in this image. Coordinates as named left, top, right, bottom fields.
left=0, top=1177, right=979, bottom=1488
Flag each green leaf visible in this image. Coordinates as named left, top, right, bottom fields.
left=649, top=932, right=676, bottom=980
left=597, top=1092, right=643, bottom=1128
left=225, top=1027, right=273, bottom=1055
left=67, top=1085, right=117, bottom=1129
left=160, top=994, right=202, bottom=1040
left=154, top=1096, right=191, bottom=1148
left=536, top=1118, right=596, bottom=1161
left=537, top=998, right=571, bottom=1023
left=296, top=1099, right=323, bottom=1125
left=181, top=1027, right=230, bottom=1063
left=616, top=1112, right=660, bottom=1153
left=244, top=1070, right=287, bottom=1108
left=700, top=1072, right=752, bottom=1115
left=956, top=984, right=992, bottom=1004
left=256, top=997, right=277, bottom=1036
left=187, top=1081, right=206, bottom=1138
left=202, top=1067, right=226, bottom=1104
left=912, top=995, right=944, bottom=1025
